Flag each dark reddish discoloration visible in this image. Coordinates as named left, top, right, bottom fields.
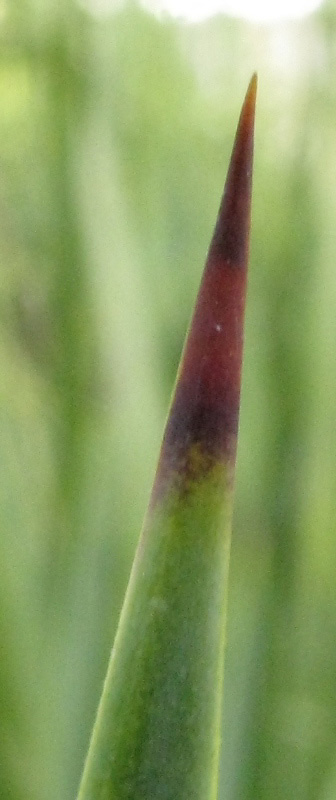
left=152, top=75, right=257, bottom=499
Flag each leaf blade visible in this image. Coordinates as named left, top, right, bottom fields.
left=77, top=73, right=257, bottom=800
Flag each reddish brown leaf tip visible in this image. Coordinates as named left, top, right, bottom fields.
left=151, top=78, right=257, bottom=501
left=210, top=72, right=257, bottom=266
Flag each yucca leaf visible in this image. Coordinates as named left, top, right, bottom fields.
left=77, top=74, right=257, bottom=800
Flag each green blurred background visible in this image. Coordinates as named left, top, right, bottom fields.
left=1, top=1, right=336, bottom=798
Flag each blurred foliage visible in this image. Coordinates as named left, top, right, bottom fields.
left=1, top=1, right=336, bottom=799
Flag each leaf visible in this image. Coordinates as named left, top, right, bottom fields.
left=77, top=73, right=257, bottom=800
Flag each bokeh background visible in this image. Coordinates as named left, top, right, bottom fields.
left=1, top=0, right=336, bottom=798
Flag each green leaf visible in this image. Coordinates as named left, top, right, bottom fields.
left=77, top=74, right=257, bottom=800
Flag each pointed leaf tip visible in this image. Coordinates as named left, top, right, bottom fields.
left=235, top=72, right=257, bottom=142
left=150, top=78, right=257, bottom=497
left=246, top=72, right=258, bottom=111
left=210, top=73, right=257, bottom=266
